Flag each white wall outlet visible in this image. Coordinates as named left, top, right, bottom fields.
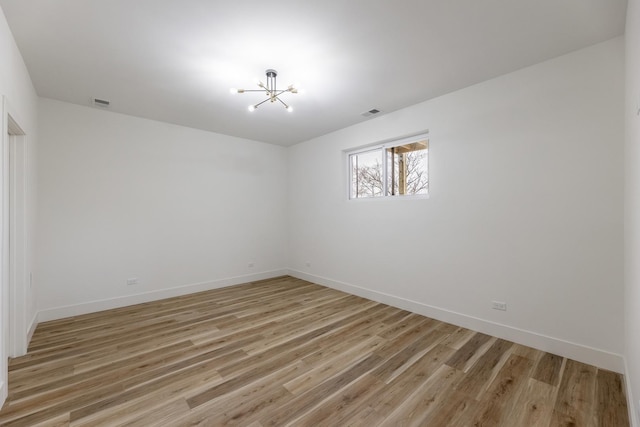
left=492, top=301, right=507, bottom=311
left=126, top=277, right=139, bottom=286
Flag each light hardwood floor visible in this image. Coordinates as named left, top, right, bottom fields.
left=0, top=276, right=629, bottom=426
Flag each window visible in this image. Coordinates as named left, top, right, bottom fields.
left=349, top=134, right=429, bottom=199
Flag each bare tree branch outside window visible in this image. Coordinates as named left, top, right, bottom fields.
left=387, top=150, right=428, bottom=196
left=351, top=144, right=428, bottom=198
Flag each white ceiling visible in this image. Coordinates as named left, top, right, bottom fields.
left=0, top=0, right=628, bottom=146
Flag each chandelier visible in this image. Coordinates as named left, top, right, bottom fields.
left=231, top=69, right=297, bottom=112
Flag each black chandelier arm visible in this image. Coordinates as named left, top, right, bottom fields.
left=253, top=97, right=272, bottom=109
left=276, top=96, right=290, bottom=109
left=237, top=88, right=293, bottom=94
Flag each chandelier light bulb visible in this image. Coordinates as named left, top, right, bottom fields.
left=286, top=105, right=293, bottom=112
left=230, top=88, right=237, bottom=94
left=248, top=105, right=256, bottom=112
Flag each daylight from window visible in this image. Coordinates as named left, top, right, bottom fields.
left=349, top=137, right=428, bottom=199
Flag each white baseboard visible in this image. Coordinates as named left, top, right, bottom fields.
left=26, top=312, right=37, bottom=348
left=0, top=379, right=6, bottom=410
left=287, top=269, right=625, bottom=374
left=624, top=357, right=639, bottom=427
left=37, top=270, right=288, bottom=322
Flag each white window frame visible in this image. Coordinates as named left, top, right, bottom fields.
left=346, top=132, right=429, bottom=200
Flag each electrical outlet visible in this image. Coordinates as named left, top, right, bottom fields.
left=126, top=278, right=139, bottom=286
left=492, top=301, right=507, bottom=311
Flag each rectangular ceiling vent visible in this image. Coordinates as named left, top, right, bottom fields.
left=92, top=98, right=111, bottom=108
left=361, top=108, right=381, bottom=117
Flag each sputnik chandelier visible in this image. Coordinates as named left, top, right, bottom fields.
left=231, top=69, right=297, bottom=112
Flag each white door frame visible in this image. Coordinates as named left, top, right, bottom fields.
left=0, top=96, right=28, bottom=407
left=7, top=108, right=27, bottom=357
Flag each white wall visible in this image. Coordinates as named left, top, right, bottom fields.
left=37, top=98, right=287, bottom=319
left=0, top=6, right=38, bottom=339
left=288, top=38, right=625, bottom=372
left=0, top=5, right=38, bottom=406
left=625, top=0, right=640, bottom=424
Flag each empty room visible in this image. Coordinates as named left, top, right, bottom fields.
left=0, top=0, right=639, bottom=425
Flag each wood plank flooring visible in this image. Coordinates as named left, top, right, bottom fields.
left=0, top=276, right=629, bottom=426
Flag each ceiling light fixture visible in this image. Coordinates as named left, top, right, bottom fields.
left=231, top=69, right=297, bottom=112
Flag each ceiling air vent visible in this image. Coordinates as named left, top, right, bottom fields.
left=92, top=98, right=111, bottom=108
left=361, top=108, right=381, bottom=117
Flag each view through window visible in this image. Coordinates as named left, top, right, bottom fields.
left=349, top=135, right=428, bottom=199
